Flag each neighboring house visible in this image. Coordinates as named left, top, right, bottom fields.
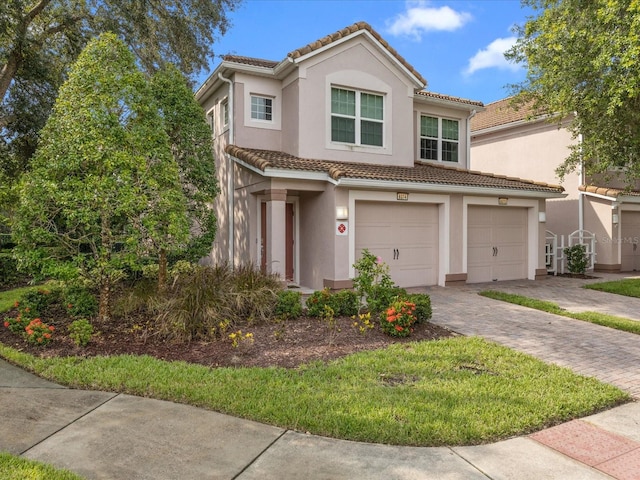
left=195, top=22, right=564, bottom=290
left=471, top=97, right=640, bottom=273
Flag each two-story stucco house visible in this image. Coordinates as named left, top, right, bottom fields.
left=471, top=97, right=640, bottom=273
left=195, top=22, right=564, bottom=290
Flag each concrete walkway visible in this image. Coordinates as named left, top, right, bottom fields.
left=2, top=273, right=640, bottom=479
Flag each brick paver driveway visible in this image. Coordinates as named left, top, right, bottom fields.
left=417, top=275, right=640, bottom=398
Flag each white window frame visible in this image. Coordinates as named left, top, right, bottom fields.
left=206, top=107, right=215, bottom=134
left=419, top=115, right=460, bottom=163
left=222, top=99, right=229, bottom=128
left=250, top=94, right=273, bottom=122
left=331, top=87, right=384, bottom=148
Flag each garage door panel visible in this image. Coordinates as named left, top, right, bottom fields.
left=356, top=201, right=438, bottom=287
left=468, top=226, right=492, bottom=245
left=468, top=206, right=528, bottom=283
left=621, top=211, right=640, bottom=271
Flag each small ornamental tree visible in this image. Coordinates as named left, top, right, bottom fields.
left=151, top=64, right=218, bottom=288
left=13, top=33, right=188, bottom=321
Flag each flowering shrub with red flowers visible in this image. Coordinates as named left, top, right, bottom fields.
left=24, top=318, right=55, bottom=346
left=381, top=299, right=416, bottom=338
left=3, top=311, right=28, bottom=334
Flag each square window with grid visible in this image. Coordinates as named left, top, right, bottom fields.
left=251, top=95, right=273, bottom=121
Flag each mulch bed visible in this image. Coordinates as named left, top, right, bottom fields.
left=0, top=308, right=457, bottom=369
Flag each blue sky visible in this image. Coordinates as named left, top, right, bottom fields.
left=197, top=0, right=535, bottom=104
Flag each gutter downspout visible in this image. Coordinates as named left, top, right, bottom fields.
left=466, top=109, right=477, bottom=168
left=218, top=72, right=235, bottom=267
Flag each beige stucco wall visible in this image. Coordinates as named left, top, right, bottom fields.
left=233, top=74, right=283, bottom=151
left=298, top=188, right=337, bottom=289
left=584, top=196, right=618, bottom=268
left=293, top=40, right=416, bottom=166
left=198, top=81, right=232, bottom=265
left=471, top=120, right=579, bottom=239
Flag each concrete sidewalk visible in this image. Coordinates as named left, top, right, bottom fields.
left=2, top=358, right=639, bottom=479
left=2, top=273, right=640, bottom=479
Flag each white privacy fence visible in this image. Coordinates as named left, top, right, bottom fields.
left=545, top=230, right=596, bottom=275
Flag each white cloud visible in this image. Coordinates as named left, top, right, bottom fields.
left=465, top=37, right=520, bottom=75
left=386, top=1, right=472, bottom=40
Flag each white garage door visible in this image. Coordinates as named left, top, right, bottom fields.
left=621, top=211, right=640, bottom=271
left=468, top=206, right=528, bottom=283
left=355, top=201, right=438, bottom=287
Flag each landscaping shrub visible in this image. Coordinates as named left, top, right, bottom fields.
left=63, top=285, right=98, bottom=318
left=229, top=264, right=281, bottom=324
left=305, top=288, right=332, bottom=317
left=306, top=288, right=359, bottom=317
left=352, top=249, right=403, bottom=314
left=18, top=287, right=61, bottom=320
left=403, top=293, right=432, bottom=324
left=380, top=298, right=416, bottom=337
left=153, top=264, right=281, bottom=342
left=331, top=289, right=359, bottom=317
left=0, top=251, right=20, bottom=286
left=367, top=285, right=407, bottom=316
left=68, top=319, right=94, bottom=347
left=274, top=290, right=303, bottom=319
left=566, top=244, right=589, bottom=275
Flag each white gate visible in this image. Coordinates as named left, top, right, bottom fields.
left=545, top=230, right=596, bottom=275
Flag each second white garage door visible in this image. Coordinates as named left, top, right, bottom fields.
left=468, top=206, right=528, bottom=283
left=621, top=211, right=640, bottom=271
left=355, top=201, right=438, bottom=287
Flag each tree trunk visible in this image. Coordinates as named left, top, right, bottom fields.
left=99, top=280, right=111, bottom=322
left=99, top=212, right=112, bottom=322
left=158, top=248, right=167, bottom=293
left=0, top=51, right=21, bottom=106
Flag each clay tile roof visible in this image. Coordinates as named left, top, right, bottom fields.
left=415, top=90, right=483, bottom=107
left=226, top=145, right=564, bottom=194
left=471, top=97, right=544, bottom=131
left=579, top=185, right=640, bottom=197
left=287, top=21, right=427, bottom=86
left=222, top=55, right=279, bottom=68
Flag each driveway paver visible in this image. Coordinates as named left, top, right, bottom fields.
left=421, top=275, right=640, bottom=398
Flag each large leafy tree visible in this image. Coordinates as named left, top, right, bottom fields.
left=1, top=0, right=239, bottom=177
left=13, top=33, right=188, bottom=321
left=507, top=0, right=640, bottom=184
left=151, top=64, right=218, bottom=288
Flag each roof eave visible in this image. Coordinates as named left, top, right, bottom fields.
left=290, top=29, right=425, bottom=89
left=414, top=93, right=485, bottom=111
left=337, top=178, right=566, bottom=198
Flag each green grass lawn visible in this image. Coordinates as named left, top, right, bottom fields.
left=585, top=278, right=640, bottom=298
left=479, top=290, right=640, bottom=335
left=0, top=452, right=84, bottom=480
left=0, top=286, right=40, bottom=312
left=0, top=338, right=627, bottom=447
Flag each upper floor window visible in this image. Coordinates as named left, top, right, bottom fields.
left=222, top=100, right=229, bottom=127
left=206, top=108, right=215, bottom=133
left=331, top=87, right=383, bottom=147
left=420, top=115, right=459, bottom=162
left=250, top=95, right=273, bottom=121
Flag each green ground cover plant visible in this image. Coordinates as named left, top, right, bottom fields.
left=0, top=337, right=627, bottom=447
left=0, top=452, right=85, bottom=480
left=479, top=290, right=640, bottom=335
left=585, top=278, right=640, bottom=298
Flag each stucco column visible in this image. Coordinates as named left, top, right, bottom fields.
left=265, top=189, right=287, bottom=280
